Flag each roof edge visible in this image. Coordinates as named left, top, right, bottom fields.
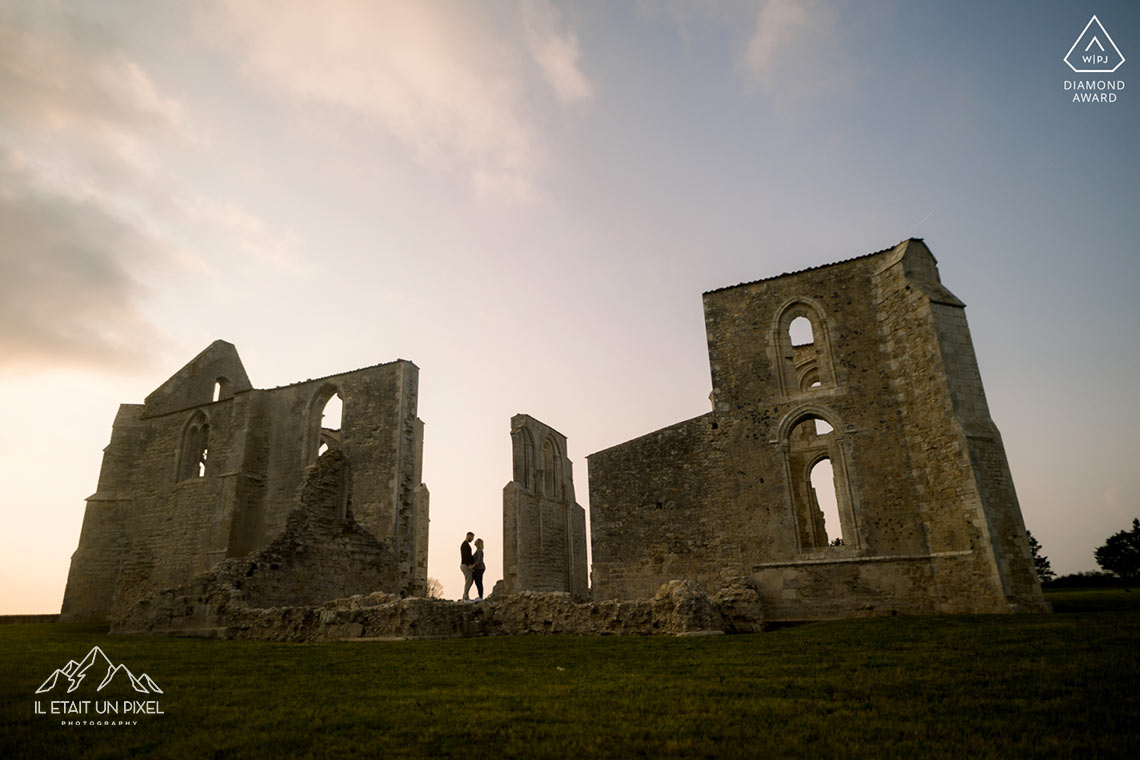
left=703, top=238, right=925, bottom=296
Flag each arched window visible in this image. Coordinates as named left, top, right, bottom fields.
left=539, top=437, right=563, bottom=497
left=781, top=410, right=858, bottom=551
left=543, top=439, right=555, bottom=496
left=212, top=377, right=231, bottom=402
left=178, top=411, right=210, bottom=481
left=789, top=316, right=814, bottom=346
left=809, top=458, right=843, bottom=546
left=518, top=428, right=535, bottom=490
left=773, top=301, right=835, bottom=397
left=306, top=385, right=344, bottom=463
left=553, top=449, right=563, bottom=498
left=321, top=393, right=343, bottom=430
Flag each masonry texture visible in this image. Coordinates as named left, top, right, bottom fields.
left=587, top=239, right=1048, bottom=619
left=118, top=579, right=764, bottom=641
left=500, top=415, right=589, bottom=599
left=60, top=342, right=429, bottom=623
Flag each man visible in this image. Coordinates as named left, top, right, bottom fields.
left=460, top=531, right=476, bottom=601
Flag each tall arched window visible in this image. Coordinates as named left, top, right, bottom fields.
left=520, top=429, right=535, bottom=490
left=178, top=411, right=210, bottom=481
left=539, top=438, right=563, bottom=497
left=318, top=393, right=342, bottom=457
left=542, top=439, right=555, bottom=496
left=306, top=385, right=344, bottom=463
left=781, top=410, right=858, bottom=551
left=809, top=457, right=843, bottom=546
left=553, top=448, right=563, bottom=498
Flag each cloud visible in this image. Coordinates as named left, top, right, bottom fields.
left=0, top=152, right=165, bottom=372
left=523, top=0, right=593, bottom=105
left=0, top=9, right=190, bottom=171
left=0, top=3, right=304, bottom=371
left=743, top=0, right=851, bottom=104
left=208, top=0, right=593, bottom=201
left=631, top=0, right=850, bottom=107
left=177, top=195, right=307, bottom=277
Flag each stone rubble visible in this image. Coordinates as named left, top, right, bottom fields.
left=118, top=579, right=765, bottom=641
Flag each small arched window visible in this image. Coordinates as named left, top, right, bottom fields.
left=179, top=411, right=210, bottom=481
left=774, top=301, right=835, bottom=397
left=789, top=316, right=814, bottom=346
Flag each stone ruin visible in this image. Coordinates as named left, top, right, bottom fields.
left=60, top=342, right=429, bottom=623
left=588, top=239, right=1047, bottom=617
left=114, top=450, right=395, bottom=635
left=61, top=239, right=1048, bottom=638
left=498, top=415, right=589, bottom=600
left=115, top=449, right=761, bottom=639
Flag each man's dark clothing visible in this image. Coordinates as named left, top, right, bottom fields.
left=460, top=539, right=475, bottom=600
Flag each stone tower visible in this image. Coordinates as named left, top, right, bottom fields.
left=588, top=239, right=1048, bottom=619
left=501, top=415, right=589, bottom=599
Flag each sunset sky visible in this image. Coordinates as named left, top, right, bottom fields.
left=2, top=0, right=1138, bottom=611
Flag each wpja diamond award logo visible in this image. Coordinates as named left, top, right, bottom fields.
left=1063, top=15, right=1126, bottom=103
left=33, top=645, right=164, bottom=726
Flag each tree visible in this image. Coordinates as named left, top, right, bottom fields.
left=1095, top=519, right=1140, bottom=585
left=425, top=577, right=444, bottom=599
left=1026, top=530, right=1055, bottom=583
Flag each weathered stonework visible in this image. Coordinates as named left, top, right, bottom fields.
left=587, top=239, right=1048, bottom=619
left=117, top=429, right=756, bottom=640
left=119, top=579, right=763, bottom=641
left=114, top=450, right=401, bottom=635
left=61, top=238, right=1045, bottom=637
left=60, top=341, right=429, bottom=622
left=500, top=415, right=589, bottom=599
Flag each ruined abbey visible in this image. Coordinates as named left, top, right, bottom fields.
left=61, top=239, right=1047, bottom=635
left=60, top=343, right=429, bottom=623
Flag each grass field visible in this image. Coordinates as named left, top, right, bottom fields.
left=2, top=589, right=1138, bottom=759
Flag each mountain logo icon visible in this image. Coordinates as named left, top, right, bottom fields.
left=35, top=646, right=163, bottom=695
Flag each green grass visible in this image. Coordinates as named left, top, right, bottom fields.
left=2, top=590, right=1137, bottom=759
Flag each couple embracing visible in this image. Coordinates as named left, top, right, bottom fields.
left=460, top=531, right=485, bottom=601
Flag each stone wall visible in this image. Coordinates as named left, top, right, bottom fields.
left=588, top=239, right=1048, bottom=619
left=119, top=579, right=764, bottom=641
left=115, top=450, right=399, bottom=635
left=501, top=415, right=589, bottom=599
left=61, top=341, right=428, bottom=622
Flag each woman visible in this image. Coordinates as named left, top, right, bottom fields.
left=471, top=538, right=486, bottom=602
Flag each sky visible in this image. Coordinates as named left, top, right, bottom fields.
left=1, top=0, right=1137, bottom=612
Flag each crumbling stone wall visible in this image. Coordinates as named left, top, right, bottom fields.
left=61, top=341, right=428, bottom=622
left=120, top=579, right=764, bottom=641
left=588, top=239, right=1048, bottom=619
left=115, top=450, right=399, bottom=635
left=501, top=415, right=589, bottom=599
